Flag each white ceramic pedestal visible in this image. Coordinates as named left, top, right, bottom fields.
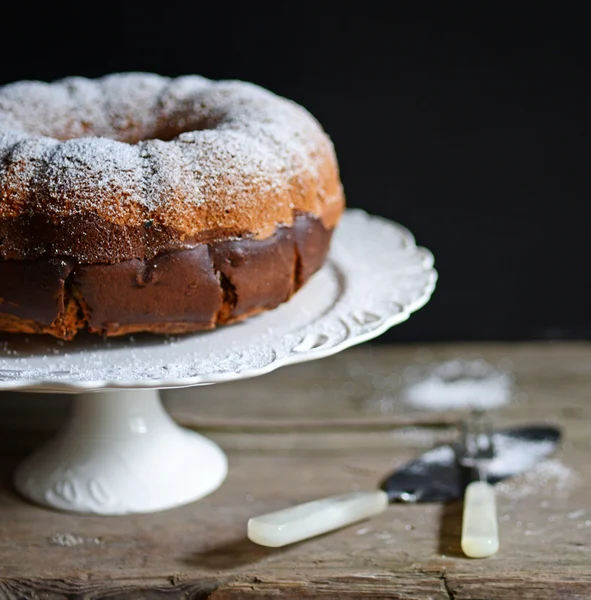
left=1, top=210, right=437, bottom=515
left=14, top=389, right=227, bottom=514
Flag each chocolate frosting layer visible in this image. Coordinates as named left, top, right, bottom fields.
left=74, top=245, right=224, bottom=333
left=0, top=214, right=332, bottom=340
left=0, top=257, right=74, bottom=324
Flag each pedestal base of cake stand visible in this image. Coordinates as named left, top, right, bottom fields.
left=13, top=389, right=227, bottom=515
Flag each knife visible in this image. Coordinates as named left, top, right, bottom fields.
left=247, top=425, right=561, bottom=547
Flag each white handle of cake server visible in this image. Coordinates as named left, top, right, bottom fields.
left=461, top=480, right=499, bottom=558
left=247, top=490, right=389, bottom=547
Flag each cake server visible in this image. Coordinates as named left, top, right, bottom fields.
left=247, top=424, right=561, bottom=547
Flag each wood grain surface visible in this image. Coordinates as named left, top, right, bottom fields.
left=0, top=342, right=590, bottom=599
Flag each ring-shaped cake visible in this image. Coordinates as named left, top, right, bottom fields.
left=0, top=73, right=345, bottom=339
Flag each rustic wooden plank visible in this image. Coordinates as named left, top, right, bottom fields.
left=0, top=578, right=222, bottom=600
left=442, top=573, right=591, bottom=600
left=0, top=574, right=448, bottom=600
left=0, top=342, right=590, bottom=598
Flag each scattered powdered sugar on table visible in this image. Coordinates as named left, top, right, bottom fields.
left=420, top=431, right=558, bottom=475
left=488, top=436, right=578, bottom=500
left=416, top=430, right=574, bottom=501
left=48, top=533, right=101, bottom=547
left=496, top=459, right=579, bottom=501
left=486, top=434, right=557, bottom=478
left=401, top=358, right=514, bottom=411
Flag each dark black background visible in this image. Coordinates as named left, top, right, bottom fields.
left=1, top=5, right=588, bottom=342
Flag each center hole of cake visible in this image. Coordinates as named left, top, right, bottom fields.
left=137, top=115, right=222, bottom=144
left=65, top=114, right=223, bottom=144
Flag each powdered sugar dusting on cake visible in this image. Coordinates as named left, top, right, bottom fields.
left=0, top=134, right=59, bottom=218
left=42, top=137, right=147, bottom=219
left=0, top=73, right=338, bottom=227
left=0, top=81, right=75, bottom=139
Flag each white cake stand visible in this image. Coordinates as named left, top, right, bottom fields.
left=0, top=209, right=436, bottom=515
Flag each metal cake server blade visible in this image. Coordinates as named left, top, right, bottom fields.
left=382, top=424, right=561, bottom=503
left=247, top=424, right=561, bottom=547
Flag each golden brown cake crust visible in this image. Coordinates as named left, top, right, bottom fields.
left=0, top=73, right=345, bottom=263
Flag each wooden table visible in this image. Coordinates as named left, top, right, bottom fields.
left=0, top=342, right=590, bottom=599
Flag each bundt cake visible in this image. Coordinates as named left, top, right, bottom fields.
left=0, top=73, right=345, bottom=340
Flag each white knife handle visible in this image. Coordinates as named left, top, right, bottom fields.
left=461, top=480, right=499, bottom=558
left=247, top=490, right=389, bottom=547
